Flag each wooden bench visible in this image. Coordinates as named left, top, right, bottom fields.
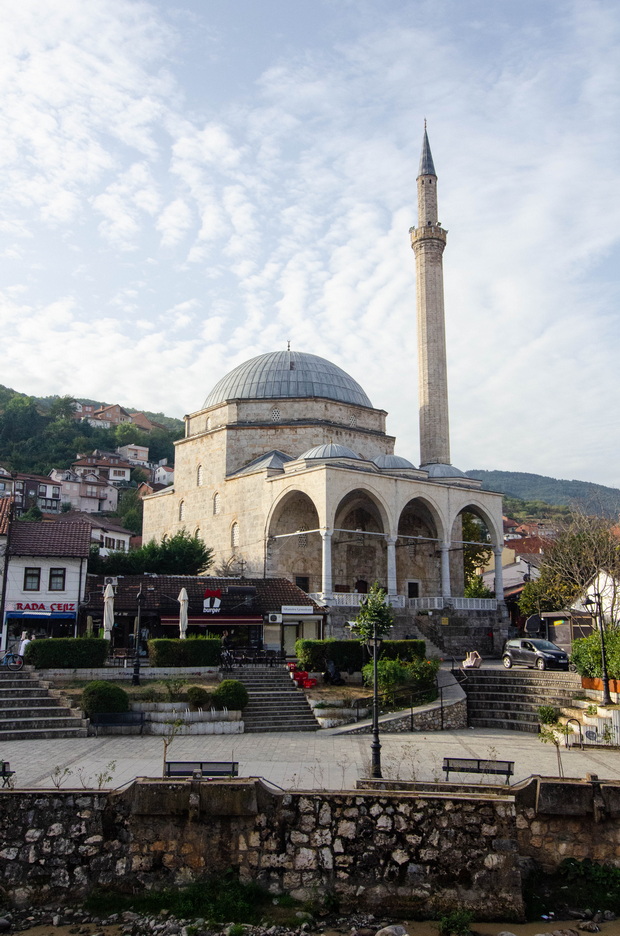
left=1, top=761, right=15, bottom=788
left=90, top=712, right=145, bottom=735
left=164, top=760, right=239, bottom=779
left=442, top=757, right=514, bottom=782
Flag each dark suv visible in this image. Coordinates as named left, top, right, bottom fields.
left=502, top=638, right=570, bottom=671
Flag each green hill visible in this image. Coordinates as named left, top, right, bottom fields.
left=467, top=469, right=620, bottom=518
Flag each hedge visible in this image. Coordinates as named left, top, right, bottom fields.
left=147, top=636, right=221, bottom=667
left=295, top=637, right=427, bottom=672
left=24, top=638, right=109, bottom=669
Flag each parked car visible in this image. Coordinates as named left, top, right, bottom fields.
left=502, top=638, right=571, bottom=671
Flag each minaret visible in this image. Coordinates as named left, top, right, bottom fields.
left=410, top=125, right=451, bottom=468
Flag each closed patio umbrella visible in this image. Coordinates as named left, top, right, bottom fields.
left=178, top=588, right=189, bottom=639
left=103, top=583, right=115, bottom=641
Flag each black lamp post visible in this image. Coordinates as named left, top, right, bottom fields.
left=584, top=593, right=611, bottom=705
left=132, top=587, right=143, bottom=687
left=367, top=620, right=383, bottom=779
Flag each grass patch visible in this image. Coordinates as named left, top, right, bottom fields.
left=85, top=872, right=292, bottom=923
left=524, top=858, right=620, bottom=919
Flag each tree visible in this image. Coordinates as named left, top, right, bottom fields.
left=461, top=512, right=493, bottom=586
left=91, top=530, right=213, bottom=576
left=519, top=511, right=620, bottom=618
left=349, top=583, right=395, bottom=641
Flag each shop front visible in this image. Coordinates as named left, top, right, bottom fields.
left=4, top=601, right=78, bottom=651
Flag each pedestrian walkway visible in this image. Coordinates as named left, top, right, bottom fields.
left=4, top=725, right=619, bottom=791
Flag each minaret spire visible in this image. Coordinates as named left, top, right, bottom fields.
left=410, top=125, right=451, bottom=468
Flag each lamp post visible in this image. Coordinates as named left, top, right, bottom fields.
left=132, top=587, right=143, bottom=687
left=584, top=593, right=611, bottom=705
left=367, top=620, right=383, bottom=779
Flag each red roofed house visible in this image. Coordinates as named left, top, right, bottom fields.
left=0, top=503, right=91, bottom=651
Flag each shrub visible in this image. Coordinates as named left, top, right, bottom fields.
left=362, top=656, right=440, bottom=703
left=148, top=636, right=221, bottom=667
left=24, top=637, right=109, bottom=669
left=538, top=704, right=560, bottom=725
left=187, top=685, right=212, bottom=709
left=82, top=681, right=129, bottom=716
left=437, top=909, right=473, bottom=936
left=572, top=628, right=620, bottom=680
left=212, top=680, right=248, bottom=711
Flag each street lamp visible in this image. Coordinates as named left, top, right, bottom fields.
left=584, top=593, right=611, bottom=705
left=132, top=587, right=143, bottom=687
left=367, top=620, right=383, bottom=779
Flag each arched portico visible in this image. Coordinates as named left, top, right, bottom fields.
left=328, top=488, right=391, bottom=597
left=450, top=502, right=503, bottom=600
left=265, top=489, right=322, bottom=592
left=396, top=496, right=444, bottom=597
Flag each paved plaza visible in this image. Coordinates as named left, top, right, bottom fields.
left=4, top=724, right=620, bottom=791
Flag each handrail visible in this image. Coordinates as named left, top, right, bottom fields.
left=564, top=717, right=583, bottom=749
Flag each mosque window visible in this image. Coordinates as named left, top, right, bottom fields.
left=197, top=464, right=203, bottom=486
left=271, top=408, right=280, bottom=422
left=349, top=415, right=357, bottom=427
left=298, top=525, right=307, bottom=549
left=195, top=528, right=201, bottom=540
left=179, top=500, right=185, bottom=521
left=213, top=492, right=220, bottom=515
left=231, top=522, right=239, bottom=547
left=205, top=417, right=211, bottom=431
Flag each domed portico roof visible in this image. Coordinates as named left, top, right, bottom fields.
left=203, top=351, right=372, bottom=409
left=300, top=443, right=361, bottom=460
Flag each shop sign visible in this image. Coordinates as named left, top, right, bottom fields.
left=281, top=605, right=314, bottom=615
left=7, top=601, right=77, bottom=613
left=203, top=589, right=222, bottom=613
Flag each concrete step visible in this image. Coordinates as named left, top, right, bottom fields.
left=0, top=705, right=77, bottom=720
left=2, top=714, right=88, bottom=730
left=0, top=693, right=65, bottom=707
left=0, top=726, right=89, bottom=741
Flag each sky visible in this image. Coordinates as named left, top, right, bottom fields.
left=1, top=0, right=619, bottom=487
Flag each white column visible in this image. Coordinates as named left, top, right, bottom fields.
left=494, top=547, right=504, bottom=600
left=440, top=543, right=451, bottom=598
left=386, top=535, right=398, bottom=596
left=321, top=529, right=333, bottom=600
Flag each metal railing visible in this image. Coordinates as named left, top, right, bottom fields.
left=309, top=593, right=495, bottom=610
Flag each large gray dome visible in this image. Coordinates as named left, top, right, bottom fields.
left=203, top=351, right=372, bottom=409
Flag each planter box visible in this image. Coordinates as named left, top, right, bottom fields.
left=582, top=677, right=620, bottom=693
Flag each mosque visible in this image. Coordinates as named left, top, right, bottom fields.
left=142, top=129, right=505, bottom=650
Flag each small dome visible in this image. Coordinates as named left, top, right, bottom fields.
left=300, top=443, right=361, bottom=460
left=204, top=350, right=372, bottom=408
left=424, top=463, right=465, bottom=478
left=373, top=454, right=415, bottom=470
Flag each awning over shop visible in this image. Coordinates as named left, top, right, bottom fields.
left=5, top=611, right=76, bottom=619
left=159, top=616, right=263, bottom=626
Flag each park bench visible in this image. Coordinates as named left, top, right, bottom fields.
left=1, top=761, right=15, bottom=787
left=90, top=712, right=145, bottom=735
left=164, top=760, right=239, bottom=779
left=442, top=757, right=514, bottom=782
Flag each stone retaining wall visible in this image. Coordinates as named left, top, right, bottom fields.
left=3, top=776, right=619, bottom=919
left=343, top=697, right=467, bottom=733
left=0, top=780, right=520, bottom=918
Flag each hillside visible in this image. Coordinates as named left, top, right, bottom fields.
left=467, top=469, right=620, bottom=518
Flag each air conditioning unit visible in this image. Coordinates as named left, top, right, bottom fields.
left=268, top=613, right=283, bottom=624
left=104, top=576, right=118, bottom=586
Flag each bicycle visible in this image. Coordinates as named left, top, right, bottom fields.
left=0, top=650, right=23, bottom=671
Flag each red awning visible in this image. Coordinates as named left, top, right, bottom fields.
left=159, top=616, right=263, bottom=626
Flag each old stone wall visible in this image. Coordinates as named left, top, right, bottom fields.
left=4, top=777, right=620, bottom=919
left=343, top=697, right=467, bottom=733
left=0, top=781, right=521, bottom=919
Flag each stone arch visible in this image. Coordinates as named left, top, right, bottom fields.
left=265, top=489, right=322, bottom=591
left=449, top=501, right=499, bottom=597
left=396, top=496, right=444, bottom=597
left=331, top=488, right=390, bottom=593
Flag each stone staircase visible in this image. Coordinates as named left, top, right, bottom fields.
left=461, top=667, right=582, bottom=733
left=0, top=668, right=88, bottom=741
left=233, top=665, right=319, bottom=733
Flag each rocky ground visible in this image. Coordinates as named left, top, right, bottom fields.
left=0, top=907, right=618, bottom=936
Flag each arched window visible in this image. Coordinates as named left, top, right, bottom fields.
left=205, top=417, right=211, bottom=431
left=195, top=527, right=201, bottom=540
left=271, top=407, right=280, bottom=422
left=298, top=525, right=307, bottom=549
left=213, top=492, right=220, bottom=515
left=231, top=522, right=239, bottom=547
left=179, top=500, right=185, bottom=522
left=197, top=464, right=203, bottom=486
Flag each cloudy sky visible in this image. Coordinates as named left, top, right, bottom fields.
left=1, top=0, right=619, bottom=487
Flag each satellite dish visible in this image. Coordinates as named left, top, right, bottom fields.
left=525, top=614, right=543, bottom=634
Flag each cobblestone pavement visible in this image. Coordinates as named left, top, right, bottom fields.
left=4, top=726, right=620, bottom=791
